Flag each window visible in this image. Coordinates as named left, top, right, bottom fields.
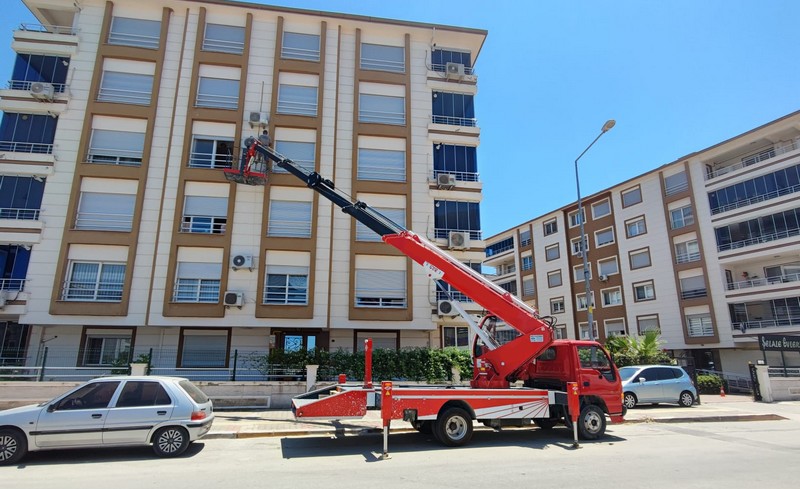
left=196, top=77, right=239, bottom=109
left=358, top=148, right=405, bottom=181
left=522, top=278, right=535, bottom=296
left=98, top=71, right=153, bottom=105
left=268, top=200, right=312, bottom=237
left=87, top=128, right=145, bottom=166
left=605, top=319, right=626, bottom=337
left=63, top=262, right=126, bottom=302
left=108, top=17, right=160, bottom=49
left=189, top=137, right=235, bottom=169
left=686, top=314, right=714, bottom=337
left=573, top=264, right=591, bottom=283
left=173, top=262, right=221, bottom=303
left=361, top=43, right=404, bottom=72
left=82, top=332, right=131, bottom=366
left=622, top=186, right=642, bottom=207
left=485, top=238, right=513, bottom=257
left=76, top=192, right=135, bottom=231
left=715, top=207, right=800, bottom=252
left=116, top=381, right=172, bottom=407
left=274, top=140, right=315, bottom=173
left=519, top=255, right=532, bottom=271
left=434, top=201, right=481, bottom=240
left=550, top=297, right=565, bottom=314
left=433, top=144, right=478, bottom=182
left=545, top=244, right=559, bottom=261
left=431, top=49, right=471, bottom=71
left=355, top=269, right=406, bottom=308
left=633, top=281, right=655, bottom=301
left=568, top=209, right=585, bottom=228
left=629, top=248, right=651, bottom=269
left=202, top=23, right=245, bottom=54
left=595, top=227, right=615, bottom=247
left=576, top=293, right=595, bottom=311
left=680, top=275, right=707, bottom=299
left=0, top=113, right=57, bottom=154
left=664, top=171, right=688, bottom=195
left=675, top=240, right=700, bottom=263
left=592, top=199, right=611, bottom=219
left=431, top=91, right=475, bottom=126
left=543, top=219, right=558, bottom=236
left=356, top=207, right=405, bottom=241
left=443, top=325, right=470, bottom=348
left=547, top=270, right=562, bottom=288
left=554, top=325, right=567, bottom=339
left=0, top=175, right=44, bottom=220
left=498, top=281, right=517, bottom=295
left=601, top=287, right=623, bottom=307
left=182, top=196, right=228, bottom=234
left=278, top=84, right=318, bottom=116
left=0, top=245, right=31, bottom=291
left=264, top=266, right=309, bottom=305
left=360, top=93, right=405, bottom=125
left=626, top=216, right=647, bottom=237
left=571, top=236, right=588, bottom=255
left=282, top=32, right=320, bottom=61
left=179, top=329, right=229, bottom=367
left=637, top=315, right=660, bottom=334
left=708, top=163, right=800, bottom=215
left=579, top=322, right=598, bottom=340
left=519, top=230, right=531, bottom=247
left=10, top=54, right=69, bottom=90
left=670, top=205, right=694, bottom=229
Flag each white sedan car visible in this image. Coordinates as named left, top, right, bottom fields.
left=0, top=376, right=214, bottom=465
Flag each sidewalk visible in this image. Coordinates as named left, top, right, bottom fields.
left=204, top=394, right=799, bottom=440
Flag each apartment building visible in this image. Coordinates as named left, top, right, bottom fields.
left=0, top=0, right=486, bottom=371
left=485, top=110, right=800, bottom=376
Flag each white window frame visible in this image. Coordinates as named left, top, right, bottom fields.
left=196, top=76, right=239, bottom=110
left=622, top=186, right=642, bottom=207
left=547, top=270, right=562, bottom=288
left=63, top=261, right=126, bottom=302
left=579, top=321, right=598, bottom=340
left=521, top=255, right=533, bottom=271
left=604, top=319, right=626, bottom=337
left=686, top=314, right=714, bottom=337
left=282, top=31, right=320, bottom=61
left=626, top=216, right=647, bottom=237
left=87, top=128, right=146, bottom=166
left=550, top=297, right=565, bottom=314
left=598, top=256, right=619, bottom=276
left=182, top=195, right=228, bottom=234
left=277, top=84, right=318, bottom=116
left=545, top=244, right=559, bottom=261
left=76, top=192, right=135, bottom=231
left=675, top=239, right=700, bottom=264
left=82, top=333, right=132, bottom=366
left=633, top=281, right=655, bottom=302
left=573, top=264, right=591, bottom=283
left=442, top=325, right=470, bottom=349
left=268, top=200, right=312, bottom=238
left=638, top=315, right=660, bottom=334
left=576, top=292, right=595, bottom=311
left=630, top=248, right=652, bottom=269
left=670, top=205, right=695, bottom=229
left=360, top=43, right=405, bottom=73
left=189, top=136, right=235, bottom=169
left=108, top=17, right=160, bottom=49
left=354, top=269, right=407, bottom=308
left=357, top=147, right=406, bottom=182
left=568, top=209, right=585, bottom=228
left=591, top=199, right=611, bottom=219
left=571, top=236, right=589, bottom=255
left=522, top=277, right=535, bottom=296
left=595, top=227, right=615, bottom=247
left=202, top=23, right=245, bottom=54
left=543, top=219, right=558, bottom=235
left=98, top=70, right=153, bottom=105
left=264, top=265, right=309, bottom=305
left=173, top=262, right=221, bottom=303
left=601, top=287, right=623, bottom=307
left=359, top=93, right=405, bottom=125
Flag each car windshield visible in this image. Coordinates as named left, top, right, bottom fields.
left=619, top=366, right=639, bottom=381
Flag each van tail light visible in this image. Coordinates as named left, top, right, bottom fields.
left=191, top=411, right=207, bottom=421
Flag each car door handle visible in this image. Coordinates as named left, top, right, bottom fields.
left=157, top=411, right=167, bottom=416
left=91, top=414, right=103, bottom=419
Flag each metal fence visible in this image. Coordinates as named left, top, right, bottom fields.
left=0, top=347, right=310, bottom=383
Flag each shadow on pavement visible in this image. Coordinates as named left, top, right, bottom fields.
left=9, top=442, right=206, bottom=468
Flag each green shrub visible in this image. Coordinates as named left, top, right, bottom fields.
left=696, top=374, right=724, bottom=394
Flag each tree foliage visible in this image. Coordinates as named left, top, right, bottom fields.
left=604, top=331, right=672, bottom=367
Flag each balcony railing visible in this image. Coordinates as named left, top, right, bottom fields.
left=181, top=215, right=226, bottom=234
left=706, top=139, right=800, bottom=179
left=359, top=109, right=405, bottom=125
left=108, top=31, right=159, bottom=49
left=0, top=278, right=26, bottom=291
left=711, top=183, right=800, bottom=215
left=732, top=316, right=800, bottom=332
left=431, top=115, right=477, bottom=127
left=434, top=228, right=482, bottom=241
left=436, top=290, right=474, bottom=303
left=62, top=281, right=124, bottom=302
left=681, top=288, right=708, bottom=300
left=75, top=212, right=134, bottom=231
left=0, top=208, right=40, bottom=220
left=433, top=170, right=480, bottom=182
left=665, top=181, right=689, bottom=196
left=0, top=141, right=53, bottom=154
left=19, top=23, right=76, bottom=35
left=430, top=63, right=475, bottom=75
left=718, top=227, right=800, bottom=252
left=97, top=87, right=152, bottom=105
left=675, top=251, right=701, bottom=264
left=195, top=93, right=238, bottom=110
left=188, top=151, right=235, bottom=169
left=727, top=272, right=800, bottom=290
left=276, top=100, right=317, bottom=117
left=87, top=148, right=143, bottom=166
left=202, top=38, right=245, bottom=54
left=7, top=80, right=67, bottom=92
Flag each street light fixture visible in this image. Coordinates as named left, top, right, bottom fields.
left=574, top=119, right=615, bottom=340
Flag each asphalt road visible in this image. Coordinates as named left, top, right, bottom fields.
left=3, top=420, right=798, bottom=488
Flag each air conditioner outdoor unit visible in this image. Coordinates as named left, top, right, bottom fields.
left=599, top=274, right=609, bottom=282
left=249, top=111, right=269, bottom=128
left=437, top=300, right=458, bottom=317
left=223, top=291, right=244, bottom=307
left=436, top=173, right=456, bottom=189
left=445, top=62, right=465, bottom=79
left=231, top=254, right=254, bottom=271
left=448, top=231, right=469, bottom=250
left=30, top=82, right=55, bottom=100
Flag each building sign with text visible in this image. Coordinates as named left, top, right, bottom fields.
left=759, top=334, right=800, bottom=352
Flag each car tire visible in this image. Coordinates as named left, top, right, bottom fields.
left=152, top=426, right=190, bottom=457
left=623, top=392, right=637, bottom=409
left=577, top=404, right=606, bottom=440
left=0, top=428, right=28, bottom=466
left=679, top=390, right=695, bottom=407
left=533, top=418, right=558, bottom=430
left=435, top=407, right=473, bottom=447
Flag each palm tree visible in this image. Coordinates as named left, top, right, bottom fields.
left=605, top=331, right=670, bottom=367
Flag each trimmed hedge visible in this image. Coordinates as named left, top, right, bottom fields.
left=696, top=374, right=724, bottom=394
left=249, top=347, right=473, bottom=383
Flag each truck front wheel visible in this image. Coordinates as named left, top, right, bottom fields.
left=578, top=404, right=606, bottom=440
left=435, top=407, right=473, bottom=447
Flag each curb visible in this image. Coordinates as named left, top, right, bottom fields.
left=623, top=413, right=786, bottom=424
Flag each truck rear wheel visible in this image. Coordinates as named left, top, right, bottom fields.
left=578, top=404, right=606, bottom=440
left=435, top=407, right=473, bottom=447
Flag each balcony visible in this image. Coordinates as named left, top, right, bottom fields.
left=711, top=184, right=800, bottom=215
left=718, top=227, right=800, bottom=252
left=0, top=141, right=53, bottom=154
left=706, top=139, right=799, bottom=180
left=0, top=208, right=40, bottom=220
left=728, top=272, right=800, bottom=291
left=431, top=114, right=477, bottom=127
left=733, top=316, right=800, bottom=334
left=17, top=23, right=76, bottom=36
left=433, top=169, right=479, bottom=183
left=0, top=278, right=26, bottom=291
left=434, top=228, right=481, bottom=241
left=680, top=288, right=708, bottom=300
left=675, top=251, right=701, bottom=264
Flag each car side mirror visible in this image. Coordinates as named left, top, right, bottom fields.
left=47, top=404, right=56, bottom=413
left=638, top=377, right=646, bottom=383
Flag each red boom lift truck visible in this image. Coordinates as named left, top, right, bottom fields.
left=226, top=138, right=624, bottom=448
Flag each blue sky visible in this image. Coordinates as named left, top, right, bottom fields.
left=3, top=0, right=799, bottom=237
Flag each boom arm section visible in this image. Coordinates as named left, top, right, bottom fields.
left=245, top=140, right=553, bottom=387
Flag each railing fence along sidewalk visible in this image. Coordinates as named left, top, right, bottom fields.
left=696, top=368, right=753, bottom=394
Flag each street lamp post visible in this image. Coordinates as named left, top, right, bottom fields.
left=575, top=119, right=615, bottom=339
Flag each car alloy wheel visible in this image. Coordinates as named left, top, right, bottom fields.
left=153, top=427, right=190, bottom=457
left=623, top=392, right=637, bottom=409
